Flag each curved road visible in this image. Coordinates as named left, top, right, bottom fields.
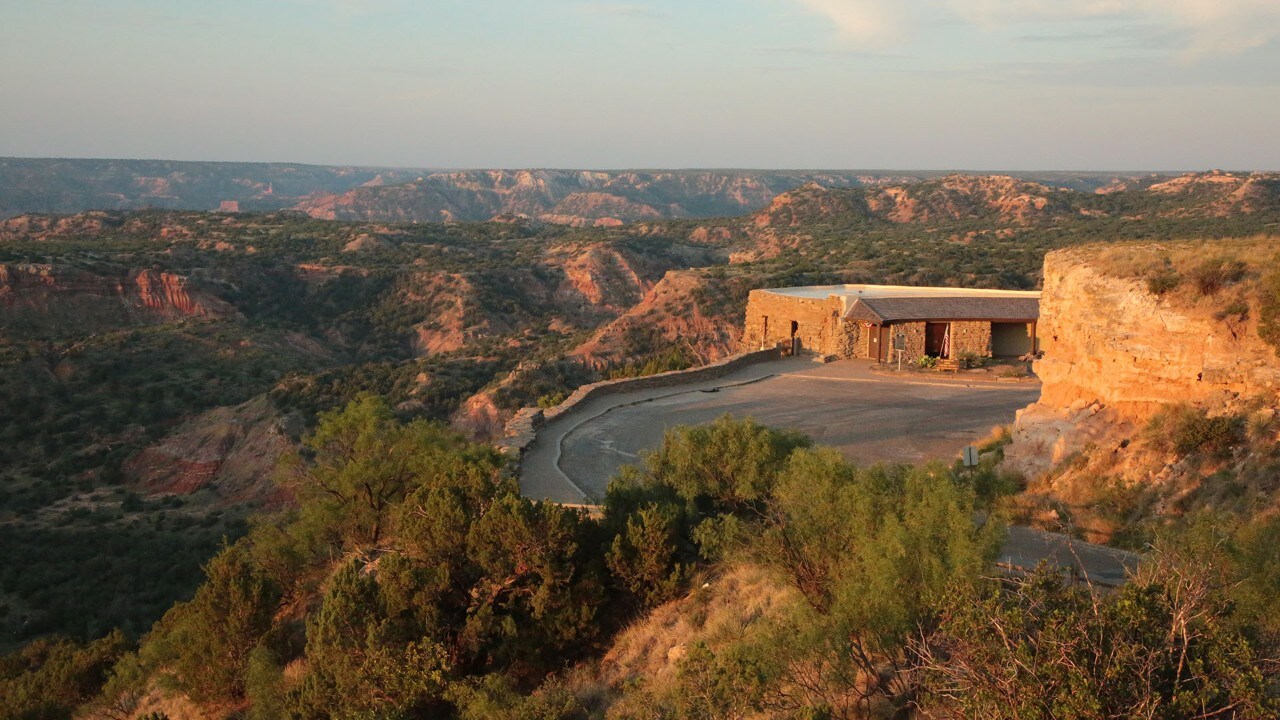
left=520, top=358, right=1040, bottom=502
left=518, top=357, right=1139, bottom=585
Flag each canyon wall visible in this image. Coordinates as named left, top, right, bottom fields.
left=0, top=263, right=233, bottom=336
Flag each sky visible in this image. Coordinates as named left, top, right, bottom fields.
left=2, top=0, right=1279, bottom=171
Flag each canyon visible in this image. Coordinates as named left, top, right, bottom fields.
left=3, top=171, right=1280, bottom=645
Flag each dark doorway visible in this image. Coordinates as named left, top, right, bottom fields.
left=925, top=322, right=951, bottom=358
left=992, top=322, right=1033, bottom=357
left=789, top=320, right=798, bottom=338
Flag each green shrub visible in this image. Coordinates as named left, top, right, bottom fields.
left=917, top=356, right=938, bottom=369
left=1214, top=300, right=1250, bottom=322
left=1149, top=405, right=1244, bottom=456
left=644, top=415, right=811, bottom=511
left=919, top=548, right=1279, bottom=719
left=1147, top=270, right=1182, bottom=296
left=1189, top=257, right=1247, bottom=296
left=141, top=545, right=279, bottom=703
left=606, top=503, right=690, bottom=611
left=1259, top=268, right=1280, bottom=354
left=447, top=674, right=586, bottom=720
left=537, top=391, right=567, bottom=408
left=956, top=350, right=985, bottom=369
left=0, top=631, right=131, bottom=719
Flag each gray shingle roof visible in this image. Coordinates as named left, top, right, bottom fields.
left=844, top=296, right=1040, bottom=323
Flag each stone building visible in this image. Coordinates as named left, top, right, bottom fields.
left=741, top=284, right=1040, bottom=363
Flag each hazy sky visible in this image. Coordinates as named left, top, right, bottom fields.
left=3, top=0, right=1279, bottom=170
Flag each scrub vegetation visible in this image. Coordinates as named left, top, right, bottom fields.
left=4, top=409, right=1276, bottom=719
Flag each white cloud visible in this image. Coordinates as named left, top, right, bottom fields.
left=791, top=0, right=1280, bottom=58
left=792, top=0, right=913, bottom=46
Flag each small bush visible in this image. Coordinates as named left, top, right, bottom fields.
left=999, top=364, right=1029, bottom=378
left=917, top=356, right=938, bottom=369
left=1214, top=300, right=1249, bottom=322
left=1149, top=405, right=1244, bottom=456
left=956, top=350, right=986, bottom=369
left=1246, top=411, right=1276, bottom=444
left=1147, top=271, right=1181, bottom=296
left=1189, top=257, right=1247, bottom=296
left=537, top=392, right=566, bottom=409
left=1259, top=268, right=1280, bottom=354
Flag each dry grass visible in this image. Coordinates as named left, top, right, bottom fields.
left=124, top=686, right=228, bottom=720
left=593, top=562, right=799, bottom=691
left=976, top=424, right=1013, bottom=453
left=1084, top=236, right=1279, bottom=281
left=570, top=562, right=802, bottom=718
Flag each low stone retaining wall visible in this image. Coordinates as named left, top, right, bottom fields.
left=499, top=347, right=785, bottom=456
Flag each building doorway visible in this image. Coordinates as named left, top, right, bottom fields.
left=925, top=322, right=951, bottom=358
left=992, top=322, right=1033, bottom=357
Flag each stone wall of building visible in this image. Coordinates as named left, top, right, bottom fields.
left=951, top=321, right=993, bottom=357
left=899, top=322, right=927, bottom=361
left=742, top=290, right=1006, bottom=363
left=741, top=289, right=844, bottom=356
left=836, top=320, right=862, bottom=359
left=879, top=321, right=993, bottom=363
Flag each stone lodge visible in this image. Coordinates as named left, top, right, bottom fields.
left=742, top=284, right=1040, bottom=363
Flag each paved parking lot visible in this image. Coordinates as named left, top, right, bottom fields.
left=520, top=358, right=1041, bottom=503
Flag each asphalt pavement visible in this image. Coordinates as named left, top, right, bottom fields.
left=517, top=357, right=1139, bottom=586
left=520, top=357, right=1040, bottom=503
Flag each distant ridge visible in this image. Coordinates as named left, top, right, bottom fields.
left=0, top=157, right=1153, bottom=222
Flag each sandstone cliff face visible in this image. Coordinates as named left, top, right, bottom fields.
left=1004, top=241, right=1280, bottom=531
left=1098, top=171, right=1280, bottom=217
left=0, top=263, right=233, bottom=336
left=866, top=175, right=1071, bottom=225
left=550, top=243, right=655, bottom=312
left=124, top=396, right=294, bottom=507
left=571, top=270, right=741, bottom=364
left=540, top=192, right=663, bottom=226
left=402, top=272, right=513, bottom=355
left=751, top=182, right=871, bottom=228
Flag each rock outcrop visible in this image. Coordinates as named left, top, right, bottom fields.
left=0, top=263, right=233, bottom=336
left=571, top=270, right=742, bottom=364
left=1004, top=241, right=1280, bottom=531
left=0, top=158, right=425, bottom=218
left=123, top=396, right=295, bottom=507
